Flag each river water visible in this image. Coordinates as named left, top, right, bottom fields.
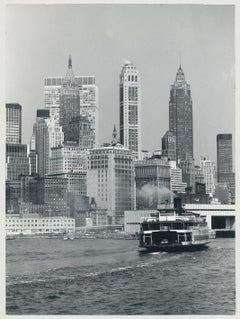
left=6, top=237, right=235, bottom=315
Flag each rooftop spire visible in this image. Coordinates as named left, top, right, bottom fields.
left=68, top=54, right=72, bottom=69
left=112, top=124, right=118, bottom=145
left=176, top=64, right=185, bottom=82
left=62, top=54, right=76, bottom=87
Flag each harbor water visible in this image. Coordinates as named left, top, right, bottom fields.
left=6, top=237, right=235, bottom=315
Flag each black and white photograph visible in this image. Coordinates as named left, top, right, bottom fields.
left=3, top=1, right=238, bottom=317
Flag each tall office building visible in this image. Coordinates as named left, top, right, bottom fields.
left=217, top=134, right=233, bottom=181
left=60, top=55, right=80, bottom=141
left=180, top=158, right=196, bottom=192
left=49, top=142, right=87, bottom=196
left=44, top=74, right=99, bottom=146
left=34, top=117, right=64, bottom=177
left=6, top=143, right=30, bottom=181
left=169, top=65, right=193, bottom=162
left=87, top=143, right=135, bottom=224
left=162, top=131, right=176, bottom=161
left=200, top=157, right=216, bottom=195
left=6, top=103, right=22, bottom=144
left=5, top=104, right=30, bottom=181
left=5, top=103, right=29, bottom=214
left=119, top=61, right=141, bottom=158
left=217, top=134, right=235, bottom=202
left=79, top=80, right=99, bottom=147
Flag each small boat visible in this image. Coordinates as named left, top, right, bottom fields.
left=6, top=235, right=16, bottom=240
left=63, top=232, right=75, bottom=240
left=139, top=199, right=210, bottom=252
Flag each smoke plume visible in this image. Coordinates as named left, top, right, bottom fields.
left=137, top=184, right=176, bottom=209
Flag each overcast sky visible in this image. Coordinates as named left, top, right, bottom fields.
left=5, top=4, right=235, bottom=166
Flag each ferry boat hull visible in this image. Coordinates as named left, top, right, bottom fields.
left=139, top=242, right=209, bottom=253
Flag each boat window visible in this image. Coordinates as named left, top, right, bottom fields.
left=149, top=222, right=160, bottom=230
left=142, top=223, right=148, bottom=231
left=172, top=222, right=183, bottom=230
left=178, top=234, right=185, bottom=243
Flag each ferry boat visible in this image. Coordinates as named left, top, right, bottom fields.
left=139, top=199, right=210, bottom=252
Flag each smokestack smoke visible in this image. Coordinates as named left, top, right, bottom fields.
left=137, top=184, right=176, bottom=209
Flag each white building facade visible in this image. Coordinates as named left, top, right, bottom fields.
left=49, top=144, right=87, bottom=175
left=49, top=143, right=88, bottom=196
left=44, top=76, right=99, bottom=147
left=169, top=161, right=187, bottom=193
left=87, top=144, right=135, bottom=224
left=119, top=61, right=141, bottom=159
left=6, top=214, right=75, bottom=236
left=200, top=158, right=216, bottom=195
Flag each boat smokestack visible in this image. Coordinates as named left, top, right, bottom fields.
left=174, top=198, right=184, bottom=214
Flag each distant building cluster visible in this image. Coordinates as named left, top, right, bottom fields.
left=5, top=57, right=235, bottom=232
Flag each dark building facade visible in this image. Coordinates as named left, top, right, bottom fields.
left=18, top=175, right=69, bottom=216
left=217, top=134, right=235, bottom=203
left=20, top=175, right=38, bottom=204
left=6, top=143, right=30, bottom=181
left=161, top=130, right=176, bottom=161
left=217, top=134, right=233, bottom=180
left=169, top=65, right=193, bottom=162
left=36, top=176, right=69, bottom=215
left=37, top=109, right=50, bottom=120
left=180, top=158, right=196, bottom=193
left=28, top=150, right=37, bottom=175
left=66, top=115, right=94, bottom=149
left=60, top=55, right=80, bottom=141
left=177, top=192, right=210, bottom=205
left=6, top=103, right=22, bottom=144
left=6, top=181, right=21, bottom=213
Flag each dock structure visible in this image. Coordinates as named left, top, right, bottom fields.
left=124, top=204, right=235, bottom=235
left=183, top=204, right=235, bottom=230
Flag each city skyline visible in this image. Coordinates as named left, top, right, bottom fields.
left=6, top=4, right=235, bottom=166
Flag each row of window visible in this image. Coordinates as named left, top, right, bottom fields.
left=6, top=223, right=74, bottom=228
left=7, top=219, right=74, bottom=222
left=127, top=75, right=138, bottom=82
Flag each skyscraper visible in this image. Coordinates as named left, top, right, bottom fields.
left=217, top=134, right=235, bottom=203
left=5, top=103, right=30, bottom=181
left=119, top=61, right=141, bottom=158
left=49, top=142, right=87, bottom=197
left=6, top=144, right=30, bottom=181
left=44, top=74, right=99, bottom=146
left=6, top=103, right=22, bottom=144
left=34, top=117, right=64, bottom=177
left=60, top=55, right=80, bottom=141
left=169, top=65, right=193, bottom=162
left=217, top=134, right=233, bottom=181
left=87, top=143, right=135, bottom=225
